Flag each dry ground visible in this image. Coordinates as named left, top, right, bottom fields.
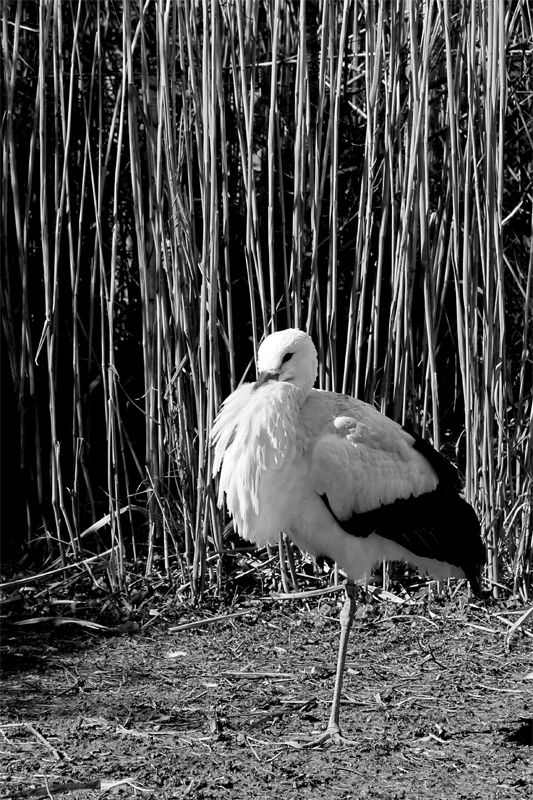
left=1, top=591, right=532, bottom=800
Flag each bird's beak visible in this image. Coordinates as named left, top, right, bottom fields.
left=252, top=370, right=279, bottom=391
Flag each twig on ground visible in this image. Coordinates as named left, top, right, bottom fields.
left=374, top=615, right=440, bottom=628
left=24, top=725, right=62, bottom=762
left=0, top=548, right=118, bottom=591
left=273, top=585, right=344, bottom=600
left=248, top=699, right=315, bottom=728
left=504, top=606, right=533, bottom=652
left=0, top=724, right=61, bottom=762
left=0, top=780, right=100, bottom=799
left=168, top=608, right=254, bottom=632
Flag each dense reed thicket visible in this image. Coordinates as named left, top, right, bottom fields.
left=1, top=1, right=532, bottom=600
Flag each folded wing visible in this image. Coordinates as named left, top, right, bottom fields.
left=302, top=391, right=484, bottom=586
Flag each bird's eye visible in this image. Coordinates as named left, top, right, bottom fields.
left=281, top=352, right=293, bottom=364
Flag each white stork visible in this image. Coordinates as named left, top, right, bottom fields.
left=211, top=328, right=485, bottom=745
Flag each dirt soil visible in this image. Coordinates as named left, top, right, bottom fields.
left=1, top=592, right=532, bottom=800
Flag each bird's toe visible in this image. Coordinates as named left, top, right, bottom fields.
left=285, top=726, right=358, bottom=748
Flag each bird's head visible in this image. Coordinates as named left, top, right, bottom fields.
left=253, top=329, right=318, bottom=396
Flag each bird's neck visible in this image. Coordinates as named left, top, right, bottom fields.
left=279, top=380, right=309, bottom=409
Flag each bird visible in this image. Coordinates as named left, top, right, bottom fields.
left=211, top=328, right=485, bottom=746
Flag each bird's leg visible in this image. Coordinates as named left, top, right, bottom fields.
left=325, top=580, right=356, bottom=735
left=286, top=581, right=358, bottom=748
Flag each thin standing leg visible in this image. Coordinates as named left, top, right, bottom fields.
left=325, top=580, right=356, bottom=735
left=287, top=582, right=358, bottom=747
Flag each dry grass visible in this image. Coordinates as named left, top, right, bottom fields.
left=1, top=1, right=532, bottom=600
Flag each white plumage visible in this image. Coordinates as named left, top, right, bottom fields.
left=212, top=328, right=485, bottom=745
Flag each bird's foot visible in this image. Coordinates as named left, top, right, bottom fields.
left=285, top=725, right=357, bottom=749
